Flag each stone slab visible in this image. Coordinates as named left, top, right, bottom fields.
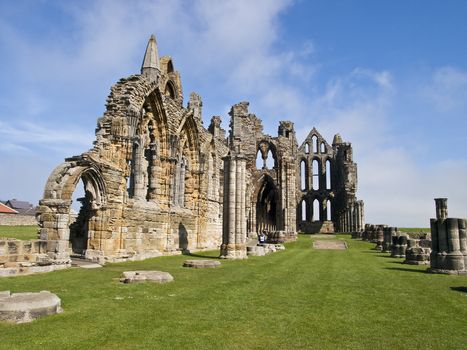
left=313, top=240, right=347, bottom=250
left=0, top=290, right=62, bottom=323
left=71, top=258, right=102, bottom=269
left=183, top=260, right=221, bottom=268
left=120, top=271, right=174, bottom=284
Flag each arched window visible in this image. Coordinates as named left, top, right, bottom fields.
left=256, top=149, right=263, bottom=169
left=300, top=160, right=307, bottom=190
left=325, top=160, right=331, bottom=190
left=326, top=200, right=332, bottom=221
left=312, top=135, right=318, bottom=153
left=165, top=81, right=175, bottom=99
left=320, top=142, right=326, bottom=153
left=305, top=143, right=310, bottom=154
left=312, top=159, right=319, bottom=190
left=313, top=199, right=320, bottom=221
left=265, top=150, right=274, bottom=169
left=167, top=60, right=174, bottom=73
left=301, top=200, right=307, bottom=221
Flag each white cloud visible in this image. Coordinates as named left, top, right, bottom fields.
left=0, top=120, right=93, bottom=153
left=421, top=66, right=467, bottom=113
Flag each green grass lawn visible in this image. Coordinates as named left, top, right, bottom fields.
left=0, top=225, right=38, bottom=240
left=399, top=227, right=430, bottom=232
left=1, top=235, right=467, bottom=349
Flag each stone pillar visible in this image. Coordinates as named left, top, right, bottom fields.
left=429, top=198, right=467, bottom=274
left=357, top=200, right=365, bottom=231
left=220, top=152, right=247, bottom=259
left=391, top=235, right=399, bottom=257
left=459, top=219, right=467, bottom=269
left=133, top=140, right=148, bottom=200
left=382, top=227, right=396, bottom=253
left=435, top=198, right=448, bottom=220
left=445, top=218, right=464, bottom=271
left=375, top=225, right=385, bottom=251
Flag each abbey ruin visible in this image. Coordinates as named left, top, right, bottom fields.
left=34, top=35, right=364, bottom=264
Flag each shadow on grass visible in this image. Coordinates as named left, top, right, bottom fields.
left=450, top=286, right=467, bottom=293
left=384, top=267, right=428, bottom=274
left=184, top=251, right=220, bottom=260
left=376, top=254, right=396, bottom=258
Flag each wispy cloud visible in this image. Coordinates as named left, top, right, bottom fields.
left=0, top=120, right=93, bottom=153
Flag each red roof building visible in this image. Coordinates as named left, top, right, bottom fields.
left=0, top=202, right=18, bottom=214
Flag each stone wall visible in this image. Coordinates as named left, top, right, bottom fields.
left=0, top=214, right=38, bottom=226
left=0, top=238, right=69, bottom=277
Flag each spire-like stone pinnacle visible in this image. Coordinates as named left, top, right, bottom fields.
left=141, top=34, right=160, bottom=82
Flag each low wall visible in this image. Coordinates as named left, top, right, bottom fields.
left=0, top=214, right=38, bottom=226
left=0, top=238, right=70, bottom=277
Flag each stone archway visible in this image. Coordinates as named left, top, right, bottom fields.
left=38, top=160, right=107, bottom=261
left=68, top=169, right=106, bottom=256
left=255, top=176, right=278, bottom=234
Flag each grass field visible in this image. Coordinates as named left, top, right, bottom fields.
left=399, top=227, right=430, bottom=233
left=0, top=225, right=38, bottom=240
left=1, top=235, right=466, bottom=349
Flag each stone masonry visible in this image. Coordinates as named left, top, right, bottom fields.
left=429, top=198, right=467, bottom=274
left=33, top=35, right=365, bottom=264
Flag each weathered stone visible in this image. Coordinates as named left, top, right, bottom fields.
left=391, top=234, right=408, bottom=258
left=0, top=291, right=62, bottom=323
left=183, top=260, right=221, bottom=268
left=18, top=34, right=365, bottom=273
left=247, top=246, right=265, bottom=256
left=429, top=199, right=467, bottom=274
left=120, top=271, right=173, bottom=284
left=404, top=239, right=431, bottom=265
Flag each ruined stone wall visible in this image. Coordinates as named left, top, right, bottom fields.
left=0, top=214, right=38, bottom=226
left=37, top=52, right=227, bottom=264
left=33, top=36, right=365, bottom=269
left=295, top=130, right=362, bottom=233
left=227, top=102, right=298, bottom=240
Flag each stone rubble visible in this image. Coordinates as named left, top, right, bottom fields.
left=182, top=260, right=221, bottom=268
left=120, top=271, right=174, bottom=284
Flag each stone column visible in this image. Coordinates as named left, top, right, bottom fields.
left=220, top=152, right=247, bottom=259
left=430, top=218, right=439, bottom=269
left=133, top=140, right=147, bottom=200
left=445, top=218, right=464, bottom=271
left=430, top=198, right=467, bottom=274
left=356, top=200, right=365, bottom=231
left=435, top=198, right=448, bottom=220
left=459, top=219, right=467, bottom=269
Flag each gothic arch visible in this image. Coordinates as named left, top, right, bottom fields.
left=173, top=115, right=200, bottom=208
left=127, top=89, right=170, bottom=201
left=256, top=140, right=278, bottom=169
left=254, top=174, right=279, bottom=233
left=39, top=160, right=107, bottom=256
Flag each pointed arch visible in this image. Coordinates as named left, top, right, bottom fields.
left=312, top=159, right=320, bottom=190
left=255, top=174, right=279, bottom=233
left=312, top=135, right=318, bottom=153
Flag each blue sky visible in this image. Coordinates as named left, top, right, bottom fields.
left=1, top=0, right=467, bottom=226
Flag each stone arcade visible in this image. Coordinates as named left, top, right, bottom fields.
left=34, top=35, right=364, bottom=264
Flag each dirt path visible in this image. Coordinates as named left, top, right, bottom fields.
left=313, top=240, right=347, bottom=250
